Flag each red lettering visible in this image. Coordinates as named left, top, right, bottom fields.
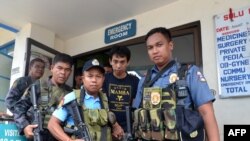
left=224, top=10, right=244, bottom=21
left=224, top=15, right=229, bottom=21
left=216, top=26, right=229, bottom=32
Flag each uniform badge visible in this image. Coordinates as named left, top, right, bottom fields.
left=92, top=59, right=100, bottom=65
left=197, top=71, right=206, bottom=82
left=151, top=91, right=161, bottom=105
left=169, top=73, right=178, bottom=84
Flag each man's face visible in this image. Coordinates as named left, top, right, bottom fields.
left=29, top=61, right=45, bottom=79
left=146, top=32, right=173, bottom=69
left=82, top=68, right=104, bottom=95
left=110, top=54, right=129, bottom=76
left=50, top=62, right=72, bottom=85
left=75, top=75, right=82, bottom=86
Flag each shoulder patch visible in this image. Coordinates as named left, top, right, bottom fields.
left=169, top=73, right=178, bottom=83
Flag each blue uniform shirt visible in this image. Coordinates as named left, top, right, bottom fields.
left=132, top=63, right=215, bottom=108
left=53, top=90, right=101, bottom=123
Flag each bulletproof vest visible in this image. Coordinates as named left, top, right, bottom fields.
left=74, top=89, right=111, bottom=141
left=37, top=79, right=68, bottom=128
left=133, top=62, right=189, bottom=140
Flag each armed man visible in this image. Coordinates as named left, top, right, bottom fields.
left=48, top=58, right=124, bottom=141
left=13, top=53, right=73, bottom=141
left=5, top=58, right=45, bottom=113
left=132, top=27, right=220, bottom=141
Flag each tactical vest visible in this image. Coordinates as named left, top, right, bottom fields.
left=37, top=79, right=69, bottom=128
left=74, top=89, right=112, bottom=141
left=133, top=62, right=189, bottom=141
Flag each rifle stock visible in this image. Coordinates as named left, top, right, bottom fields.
left=65, top=99, right=92, bottom=141
left=30, top=84, right=43, bottom=141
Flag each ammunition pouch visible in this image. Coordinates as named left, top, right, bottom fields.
left=149, top=108, right=164, bottom=141
left=83, top=108, right=111, bottom=141
left=133, top=87, right=179, bottom=140
left=139, top=109, right=151, bottom=140
left=84, top=109, right=108, bottom=126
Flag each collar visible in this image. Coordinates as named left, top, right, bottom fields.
left=85, top=92, right=100, bottom=101
left=151, top=61, right=179, bottom=74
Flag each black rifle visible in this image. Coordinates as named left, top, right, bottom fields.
left=64, top=99, right=92, bottom=141
left=30, top=84, right=43, bottom=141
left=125, top=106, right=134, bottom=141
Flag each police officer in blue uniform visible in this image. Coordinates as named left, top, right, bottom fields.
left=132, top=27, right=220, bottom=141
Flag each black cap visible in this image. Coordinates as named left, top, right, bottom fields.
left=82, top=59, right=105, bottom=74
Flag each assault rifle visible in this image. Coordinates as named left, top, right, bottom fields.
left=125, top=106, right=135, bottom=141
left=30, top=83, right=43, bottom=141
left=64, top=99, right=92, bottom=141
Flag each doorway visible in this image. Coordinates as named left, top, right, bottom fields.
left=73, top=21, right=202, bottom=80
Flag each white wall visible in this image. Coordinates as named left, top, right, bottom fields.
left=11, top=23, right=56, bottom=86
left=11, top=23, right=32, bottom=86
left=64, top=0, right=250, bottom=140
left=54, top=36, right=65, bottom=53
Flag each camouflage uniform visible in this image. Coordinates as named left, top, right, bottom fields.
left=5, top=76, right=34, bottom=113
left=13, top=77, right=72, bottom=141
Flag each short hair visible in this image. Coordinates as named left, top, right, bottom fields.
left=29, top=58, right=45, bottom=69
left=103, top=62, right=112, bottom=68
left=75, top=67, right=82, bottom=77
left=109, top=45, right=131, bottom=61
left=52, top=53, right=73, bottom=67
left=145, top=27, right=172, bottom=42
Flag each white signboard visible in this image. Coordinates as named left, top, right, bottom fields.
left=214, top=6, right=250, bottom=98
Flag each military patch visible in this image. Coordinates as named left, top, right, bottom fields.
left=169, top=73, right=178, bottom=84
left=151, top=92, right=161, bottom=105
left=143, top=87, right=162, bottom=109
left=197, top=71, right=206, bottom=82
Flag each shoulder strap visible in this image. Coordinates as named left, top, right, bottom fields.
left=177, top=63, right=189, bottom=80
left=143, top=60, right=176, bottom=87
left=74, top=89, right=81, bottom=104
left=99, top=91, right=109, bottom=109
left=79, top=89, right=85, bottom=106
left=176, top=63, right=196, bottom=109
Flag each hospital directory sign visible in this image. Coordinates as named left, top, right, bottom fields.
left=214, top=6, right=250, bottom=98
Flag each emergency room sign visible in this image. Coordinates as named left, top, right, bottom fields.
left=104, top=19, right=136, bottom=44
left=214, top=6, right=250, bottom=98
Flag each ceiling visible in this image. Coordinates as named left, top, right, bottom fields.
left=0, top=0, right=177, bottom=41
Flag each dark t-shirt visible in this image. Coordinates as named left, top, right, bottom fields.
left=102, top=72, right=139, bottom=132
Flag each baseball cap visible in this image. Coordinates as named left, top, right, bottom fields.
left=82, top=59, right=105, bottom=74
